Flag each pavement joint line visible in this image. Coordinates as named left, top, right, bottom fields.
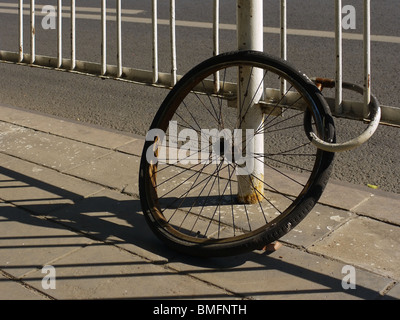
left=161, top=262, right=246, bottom=300
left=262, top=233, right=400, bottom=287
left=2, top=118, right=391, bottom=216
left=0, top=268, right=55, bottom=300
left=0, top=149, right=141, bottom=198
left=57, top=149, right=116, bottom=174
left=304, top=214, right=356, bottom=250
left=379, top=281, right=399, bottom=298
left=0, top=118, right=141, bottom=156
left=305, top=244, right=399, bottom=285
left=354, top=211, right=400, bottom=228
left=350, top=195, right=374, bottom=213
left=18, top=245, right=91, bottom=280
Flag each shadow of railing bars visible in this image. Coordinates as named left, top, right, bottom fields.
left=0, top=165, right=393, bottom=300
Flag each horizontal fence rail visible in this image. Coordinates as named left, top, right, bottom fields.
left=0, top=0, right=399, bottom=127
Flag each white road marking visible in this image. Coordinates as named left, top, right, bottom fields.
left=0, top=3, right=399, bottom=44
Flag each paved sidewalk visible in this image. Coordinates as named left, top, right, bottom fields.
left=0, top=103, right=399, bottom=300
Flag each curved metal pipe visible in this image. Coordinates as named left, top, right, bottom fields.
left=310, top=81, right=381, bottom=152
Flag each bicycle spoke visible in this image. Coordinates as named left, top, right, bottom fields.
left=140, top=51, right=334, bottom=256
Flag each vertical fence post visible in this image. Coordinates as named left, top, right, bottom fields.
left=363, top=0, right=371, bottom=118
left=30, top=0, right=35, bottom=64
left=213, top=0, right=219, bottom=57
left=236, top=0, right=264, bottom=204
left=101, top=0, right=107, bottom=76
left=335, top=0, right=343, bottom=114
left=170, top=0, right=177, bottom=86
left=213, top=0, right=220, bottom=93
left=117, top=0, right=122, bottom=78
left=71, top=0, right=76, bottom=70
left=57, top=0, right=62, bottom=68
left=280, top=0, right=287, bottom=96
left=19, top=0, right=24, bottom=63
left=152, top=0, right=158, bottom=83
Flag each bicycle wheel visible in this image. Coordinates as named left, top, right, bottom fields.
left=139, top=50, right=335, bottom=257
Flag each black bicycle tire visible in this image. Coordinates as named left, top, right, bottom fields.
left=139, top=50, right=335, bottom=257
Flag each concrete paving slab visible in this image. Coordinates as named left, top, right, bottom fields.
left=23, top=242, right=235, bottom=300
left=0, top=273, right=48, bottom=300
left=0, top=152, right=14, bottom=165
left=384, top=283, right=400, bottom=300
left=0, top=103, right=138, bottom=150
left=0, top=121, right=112, bottom=172
left=354, top=193, right=400, bottom=225
left=116, top=139, right=145, bottom=156
left=47, top=189, right=173, bottom=263
left=167, top=245, right=391, bottom=300
left=64, top=152, right=140, bottom=195
left=280, top=204, right=354, bottom=248
left=0, top=156, right=103, bottom=214
left=0, top=152, right=15, bottom=165
left=309, top=216, right=400, bottom=280
left=1, top=104, right=399, bottom=300
left=319, top=179, right=374, bottom=211
left=0, top=202, right=93, bottom=278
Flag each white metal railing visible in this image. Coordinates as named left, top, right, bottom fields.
left=3, top=0, right=184, bottom=88
left=0, top=0, right=398, bottom=129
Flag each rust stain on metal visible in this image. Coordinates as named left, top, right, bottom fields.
left=237, top=175, right=264, bottom=204
left=315, top=77, right=335, bottom=91
left=238, top=192, right=261, bottom=204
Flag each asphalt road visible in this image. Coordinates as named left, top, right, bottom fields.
left=0, top=0, right=399, bottom=193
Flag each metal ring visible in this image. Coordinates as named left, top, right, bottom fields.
left=309, top=81, right=381, bottom=152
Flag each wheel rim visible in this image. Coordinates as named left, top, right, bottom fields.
left=142, top=57, right=330, bottom=245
